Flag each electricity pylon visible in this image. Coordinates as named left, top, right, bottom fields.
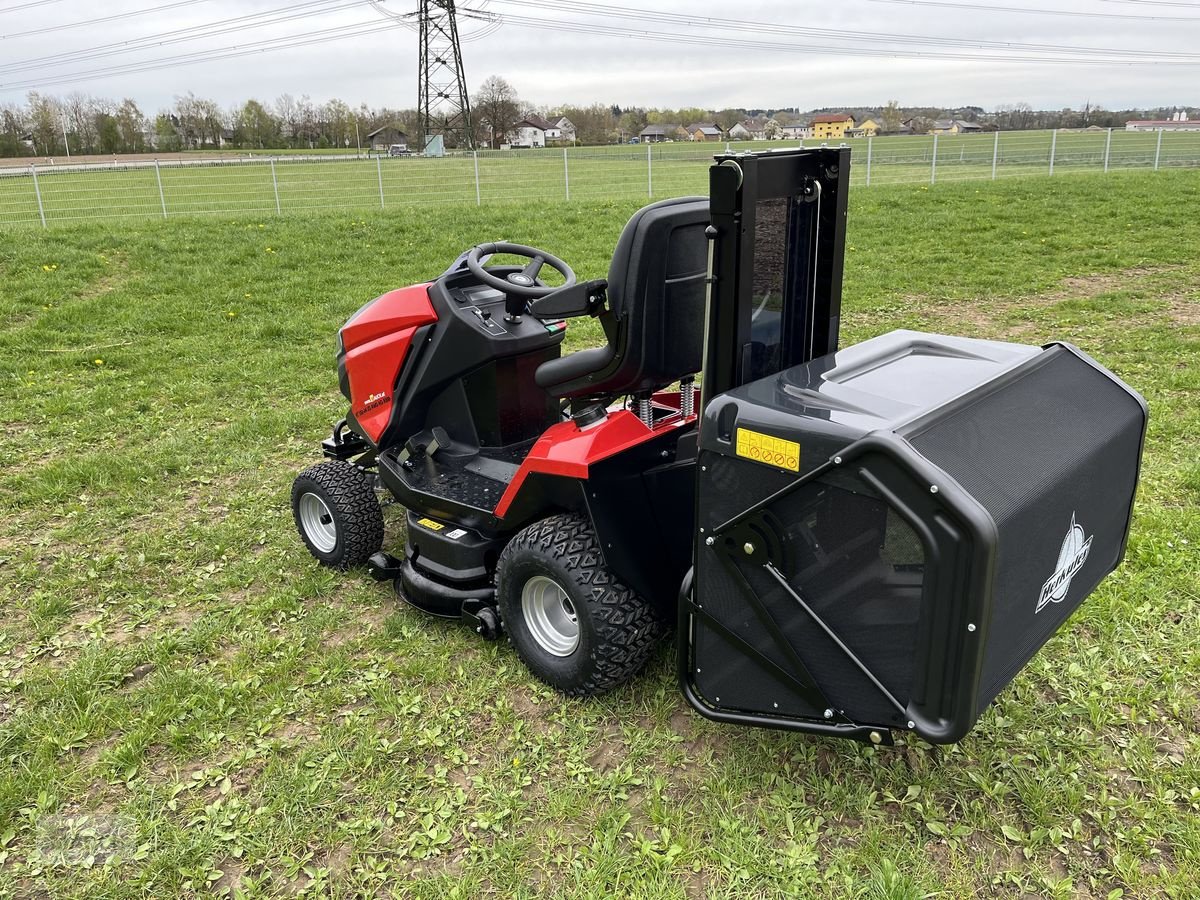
left=418, top=0, right=473, bottom=150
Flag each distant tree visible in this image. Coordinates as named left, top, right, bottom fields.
left=275, top=93, right=302, bottom=147
left=296, top=94, right=318, bottom=148
left=238, top=99, right=278, bottom=149
left=908, top=115, right=933, bottom=135
left=26, top=92, right=62, bottom=155
left=96, top=114, right=121, bottom=154
left=0, top=103, right=30, bottom=157
left=115, top=99, right=146, bottom=152
left=64, top=92, right=99, bottom=153
left=997, top=102, right=1034, bottom=131
left=154, top=114, right=181, bottom=152
left=619, top=109, right=648, bottom=136
left=472, top=75, right=521, bottom=148
left=714, top=108, right=742, bottom=131
left=556, top=103, right=613, bottom=145
left=764, top=118, right=782, bottom=140
left=880, top=99, right=903, bottom=134
left=321, top=98, right=353, bottom=148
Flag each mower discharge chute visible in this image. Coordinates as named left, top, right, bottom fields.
left=292, top=148, right=1146, bottom=745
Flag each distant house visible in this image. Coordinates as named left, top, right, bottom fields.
left=550, top=115, right=576, bottom=143
left=366, top=124, right=408, bottom=152
left=779, top=123, right=811, bottom=140
left=726, top=120, right=766, bottom=141
left=511, top=114, right=554, bottom=148
left=931, top=119, right=983, bottom=135
left=638, top=124, right=681, bottom=143
left=1125, top=112, right=1200, bottom=132
left=846, top=118, right=881, bottom=138
left=687, top=123, right=724, bottom=142
left=810, top=114, right=854, bottom=140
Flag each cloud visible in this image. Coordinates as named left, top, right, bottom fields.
left=0, top=0, right=1191, bottom=111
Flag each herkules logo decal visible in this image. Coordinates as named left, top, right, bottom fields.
left=1036, top=513, right=1093, bottom=614
left=355, top=391, right=389, bottom=416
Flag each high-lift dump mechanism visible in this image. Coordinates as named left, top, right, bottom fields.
left=293, top=148, right=1146, bottom=745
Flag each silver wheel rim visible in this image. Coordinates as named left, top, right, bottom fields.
left=298, top=492, right=338, bottom=553
left=521, top=575, right=579, bottom=657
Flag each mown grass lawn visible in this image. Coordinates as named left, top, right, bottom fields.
left=1, top=169, right=1198, bottom=899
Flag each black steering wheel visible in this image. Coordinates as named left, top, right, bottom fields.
left=465, top=242, right=577, bottom=299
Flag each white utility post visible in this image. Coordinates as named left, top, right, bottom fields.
left=563, top=148, right=570, bottom=201
left=31, top=164, right=46, bottom=228
left=992, top=130, right=999, bottom=180
left=155, top=159, right=167, bottom=218
left=1154, top=129, right=1163, bottom=170
left=1104, top=128, right=1112, bottom=173
left=1049, top=129, right=1057, bottom=176
left=865, top=136, right=872, bottom=186
left=270, top=159, right=281, bottom=215
left=930, top=134, right=938, bottom=184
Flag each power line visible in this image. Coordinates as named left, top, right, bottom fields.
left=460, top=7, right=1200, bottom=64
left=4, top=0, right=1196, bottom=94
left=0, top=0, right=70, bottom=14
left=1098, top=0, right=1200, bottom=6
left=0, top=17, right=409, bottom=91
left=863, top=0, right=1200, bottom=21
left=487, top=0, right=1200, bottom=60
left=0, top=0, right=374, bottom=75
left=0, top=0, right=226, bottom=41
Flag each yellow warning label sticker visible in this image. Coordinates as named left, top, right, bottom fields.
left=735, top=428, right=800, bottom=472
left=416, top=517, right=445, bottom=531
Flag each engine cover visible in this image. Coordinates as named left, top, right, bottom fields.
left=685, top=330, right=1147, bottom=743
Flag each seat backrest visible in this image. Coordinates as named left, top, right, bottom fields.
left=537, top=196, right=709, bottom=400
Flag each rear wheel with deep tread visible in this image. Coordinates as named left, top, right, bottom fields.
left=291, top=461, right=384, bottom=570
left=496, top=513, right=664, bottom=696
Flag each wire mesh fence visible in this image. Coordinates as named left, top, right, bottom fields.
left=1, top=128, right=1198, bottom=229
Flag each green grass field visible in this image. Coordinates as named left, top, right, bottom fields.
left=1, top=169, right=1199, bottom=898
left=2, top=130, right=1199, bottom=228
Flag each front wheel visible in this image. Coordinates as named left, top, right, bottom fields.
left=291, top=461, right=384, bottom=570
left=496, top=513, right=664, bottom=696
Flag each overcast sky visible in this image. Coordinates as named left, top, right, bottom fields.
left=0, top=0, right=1195, bottom=113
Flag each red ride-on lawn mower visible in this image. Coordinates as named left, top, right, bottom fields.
left=293, top=148, right=1147, bottom=745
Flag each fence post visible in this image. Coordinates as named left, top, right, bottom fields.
left=647, top=143, right=653, bottom=198
left=865, top=136, right=872, bottom=186
left=473, top=150, right=481, bottom=206
left=30, top=164, right=46, bottom=228
left=270, top=159, right=280, bottom=213
left=1049, top=129, right=1057, bottom=176
left=563, top=147, right=570, bottom=201
left=992, top=130, right=999, bottom=180
left=376, top=155, right=385, bottom=209
left=1154, top=129, right=1163, bottom=171
left=1104, top=128, right=1112, bottom=173
left=930, top=134, right=938, bottom=184
left=154, top=159, right=167, bottom=219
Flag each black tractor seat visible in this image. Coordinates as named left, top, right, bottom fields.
left=534, top=196, right=710, bottom=401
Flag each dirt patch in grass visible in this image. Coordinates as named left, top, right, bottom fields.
left=212, top=857, right=245, bottom=897
left=588, top=725, right=626, bottom=775
left=1167, top=296, right=1200, bottom=325
left=916, top=265, right=1198, bottom=339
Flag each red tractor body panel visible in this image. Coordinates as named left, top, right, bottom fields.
left=340, top=284, right=437, bottom=443
left=493, top=395, right=699, bottom=519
